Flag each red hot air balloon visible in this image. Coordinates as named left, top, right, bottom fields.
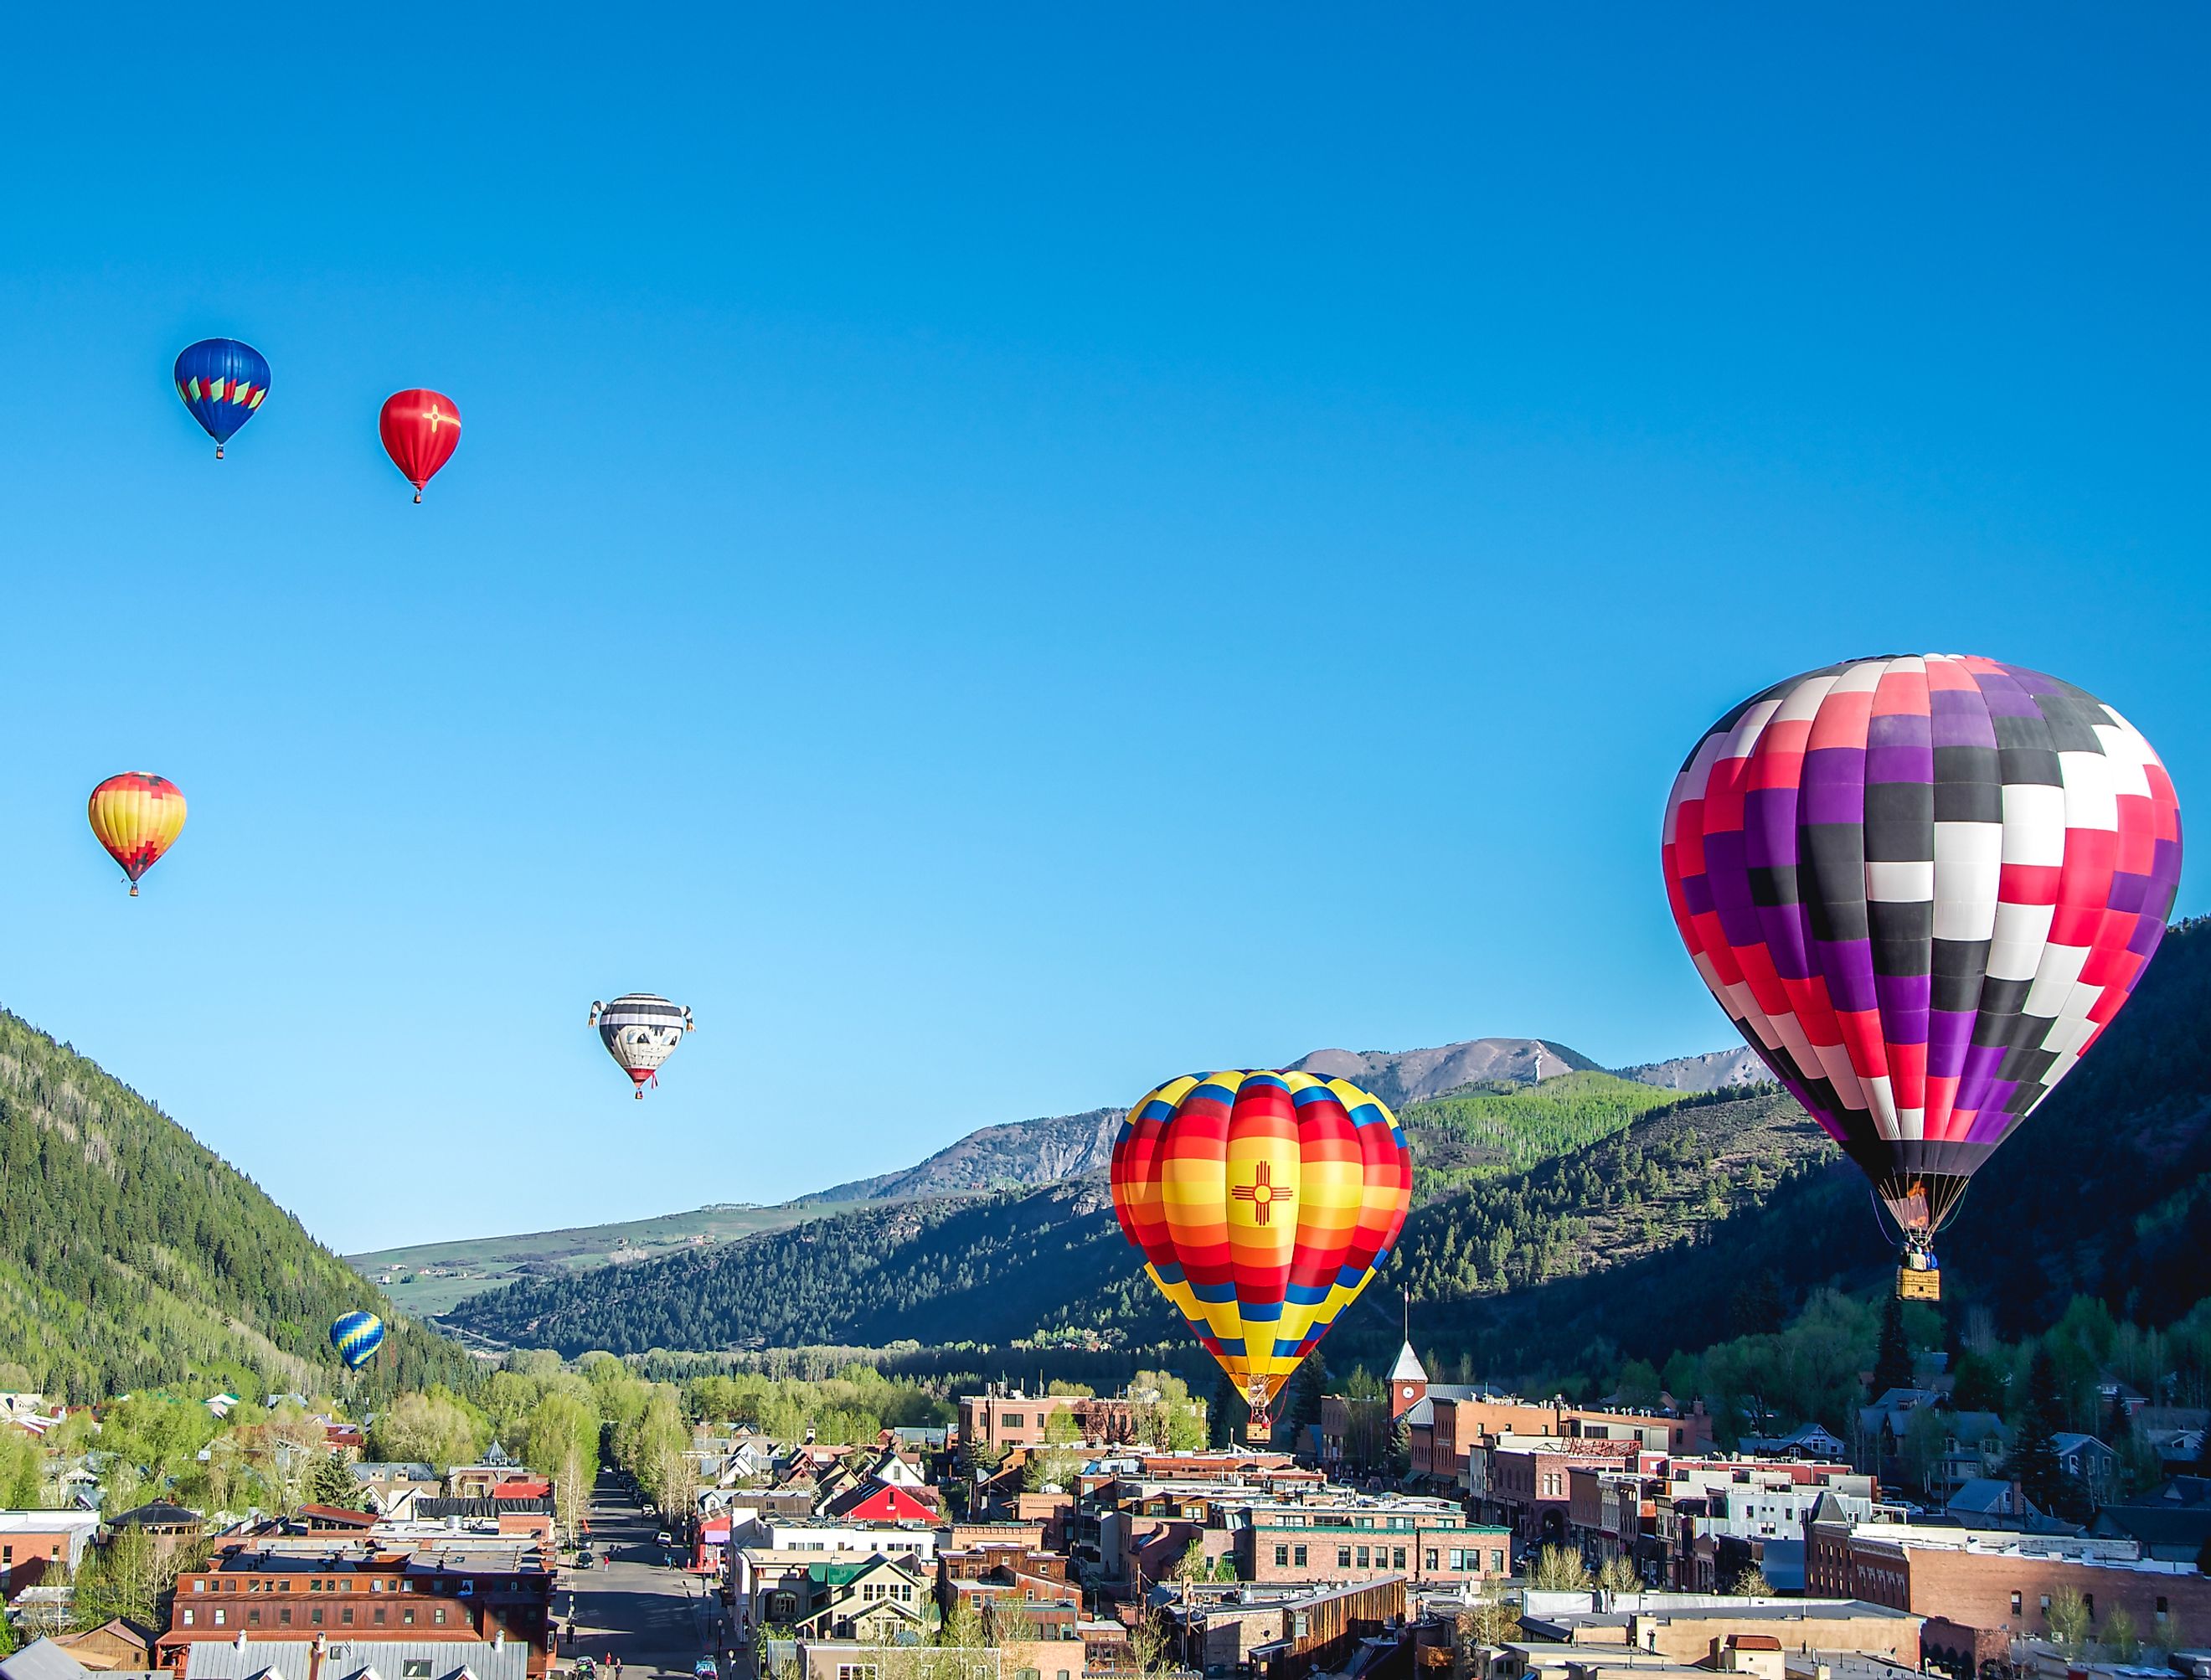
left=379, top=389, right=461, bottom=502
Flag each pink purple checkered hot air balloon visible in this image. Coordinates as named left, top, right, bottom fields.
left=1662, top=655, right=2182, bottom=1291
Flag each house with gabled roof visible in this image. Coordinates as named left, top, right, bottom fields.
left=816, top=1481, right=938, bottom=1525
left=789, top=1555, right=927, bottom=1641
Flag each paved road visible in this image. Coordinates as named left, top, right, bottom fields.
left=556, top=1472, right=725, bottom=1680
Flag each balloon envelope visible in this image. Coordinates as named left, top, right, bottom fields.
left=88, top=774, right=188, bottom=894
left=330, top=1311, right=384, bottom=1369
left=594, top=994, right=691, bottom=1096
left=379, top=389, right=461, bottom=500
left=1662, top=654, right=2183, bottom=1239
left=1111, top=1069, right=1411, bottom=1421
left=174, top=339, right=270, bottom=455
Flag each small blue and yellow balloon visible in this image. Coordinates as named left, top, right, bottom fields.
left=174, top=338, right=271, bottom=459
left=330, top=1311, right=385, bottom=1370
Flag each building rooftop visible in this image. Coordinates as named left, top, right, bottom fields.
left=179, top=1639, right=528, bottom=1680
left=0, top=1513, right=100, bottom=1533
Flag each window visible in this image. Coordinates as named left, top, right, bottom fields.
left=435, top=1608, right=448, bottom=1626
left=1393, top=1548, right=1406, bottom=1569
left=404, top=1609, right=416, bottom=1626
left=1337, top=1547, right=1352, bottom=1569
left=311, top=1609, right=324, bottom=1626
left=279, top=1609, right=292, bottom=1627
left=1425, top=1549, right=1439, bottom=1571
left=2083, top=1595, right=2095, bottom=1621
left=2011, top=1593, right=2022, bottom=1616
left=1448, top=1549, right=1466, bottom=1571
left=183, top=1610, right=195, bottom=1627
left=374, top=1610, right=388, bottom=1626
left=1292, top=1615, right=1310, bottom=1639
left=342, top=1609, right=353, bottom=1626
left=248, top=1610, right=261, bottom=1628
left=214, top=1610, right=225, bottom=1627
left=194, top=1580, right=207, bottom=1593
left=836, top=1667, right=878, bottom=1680
left=1356, top=1546, right=1369, bottom=1568
left=2039, top=1596, right=2051, bottom=1616
left=404, top=1664, right=434, bottom=1680
left=1275, top=1545, right=1289, bottom=1567
left=2157, top=1597, right=2170, bottom=1616
left=1002, top=1414, right=1025, bottom=1429
left=1293, top=1545, right=1307, bottom=1569
left=1490, top=1550, right=1504, bottom=1573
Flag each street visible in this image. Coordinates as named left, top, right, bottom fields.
left=556, top=1471, right=726, bottom=1680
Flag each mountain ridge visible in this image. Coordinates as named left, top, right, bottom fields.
left=439, top=920, right=2211, bottom=1373
left=353, top=1036, right=1761, bottom=1312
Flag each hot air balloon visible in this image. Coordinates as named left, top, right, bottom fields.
left=379, top=389, right=461, bottom=502
left=174, top=339, right=271, bottom=458
left=331, top=1311, right=385, bottom=1369
left=1111, top=1069, right=1412, bottom=1440
left=87, top=774, right=188, bottom=896
left=590, top=995, right=694, bottom=1097
left=1662, top=654, right=2183, bottom=1300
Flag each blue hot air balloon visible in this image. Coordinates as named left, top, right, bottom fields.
left=330, top=1311, right=385, bottom=1370
left=174, top=339, right=271, bottom=458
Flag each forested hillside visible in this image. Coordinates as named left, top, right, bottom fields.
left=451, top=923, right=2211, bottom=1376
left=446, top=1076, right=1805, bottom=1357
left=0, top=1012, right=466, bottom=1399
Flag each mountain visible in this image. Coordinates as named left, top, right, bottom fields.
left=349, top=1201, right=866, bottom=1318
left=1287, top=1038, right=1598, bottom=1108
left=801, top=1106, right=1126, bottom=1203
left=444, top=919, right=2211, bottom=1374
left=440, top=1072, right=1774, bottom=1357
left=1617, top=1046, right=1768, bottom=1092
left=0, top=1010, right=463, bottom=1401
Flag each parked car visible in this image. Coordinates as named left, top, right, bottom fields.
left=656, top=1528, right=673, bottom=1545
left=574, top=1661, right=596, bottom=1679
left=575, top=1553, right=596, bottom=1570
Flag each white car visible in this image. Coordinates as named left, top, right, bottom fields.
left=656, top=1529, right=673, bottom=1546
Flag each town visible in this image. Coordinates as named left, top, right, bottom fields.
left=0, top=1335, right=2203, bottom=1680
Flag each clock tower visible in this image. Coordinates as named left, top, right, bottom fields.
left=1388, top=1339, right=1428, bottom=1419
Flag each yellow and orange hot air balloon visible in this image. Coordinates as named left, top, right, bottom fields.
left=1111, top=1069, right=1412, bottom=1441
left=87, top=774, right=188, bottom=896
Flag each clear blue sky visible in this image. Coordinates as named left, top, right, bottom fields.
left=3, top=7, right=2203, bottom=1254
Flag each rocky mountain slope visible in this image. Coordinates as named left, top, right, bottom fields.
left=801, top=1106, right=1126, bottom=1203
left=1614, top=1046, right=1768, bottom=1092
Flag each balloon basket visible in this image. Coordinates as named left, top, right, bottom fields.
left=1897, top=1250, right=1941, bottom=1301
left=128, top=884, right=139, bottom=897
left=1245, top=1410, right=1270, bottom=1443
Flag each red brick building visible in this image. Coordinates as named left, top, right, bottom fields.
left=156, top=1543, right=554, bottom=1676
left=1230, top=1499, right=1510, bottom=1590
left=1810, top=1522, right=2211, bottom=1658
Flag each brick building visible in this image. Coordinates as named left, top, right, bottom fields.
left=0, top=1511, right=100, bottom=1596
left=1232, top=1497, right=1509, bottom=1590
left=956, top=1392, right=1143, bottom=1453
left=155, top=1543, right=554, bottom=1676
left=1808, top=1519, right=2211, bottom=1657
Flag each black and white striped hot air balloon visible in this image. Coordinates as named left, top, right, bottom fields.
left=588, top=994, right=694, bottom=1098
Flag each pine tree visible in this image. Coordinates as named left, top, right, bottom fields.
left=309, top=1453, right=359, bottom=1509
left=1209, top=1369, right=1238, bottom=1451
left=2010, top=1348, right=2065, bottom=1513
left=1871, top=1291, right=1913, bottom=1395
left=1289, top=1352, right=1327, bottom=1440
